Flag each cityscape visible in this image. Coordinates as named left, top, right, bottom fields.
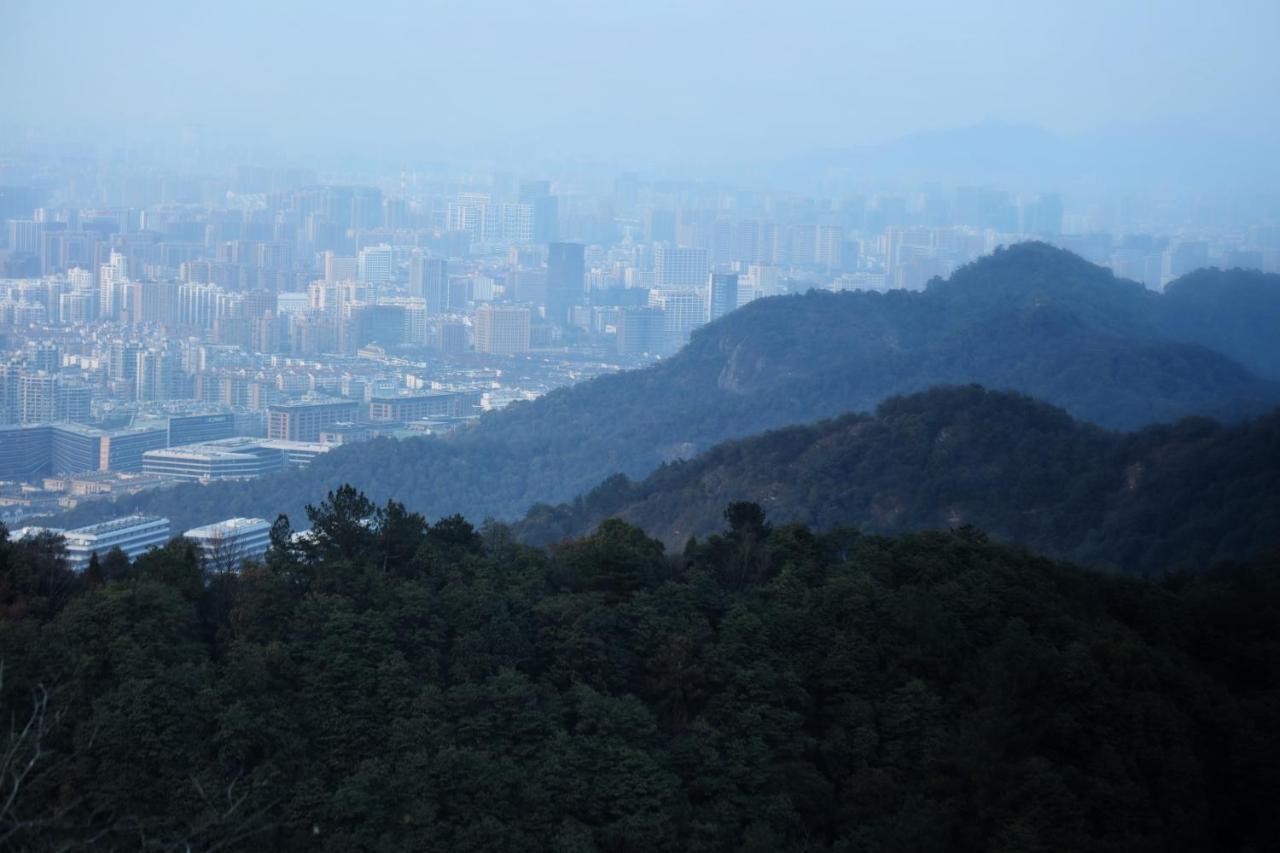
left=3, top=1, right=1280, bottom=849
left=4, top=149, right=1278, bottom=542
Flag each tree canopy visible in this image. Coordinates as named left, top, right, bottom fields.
left=3, top=488, right=1279, bottom=851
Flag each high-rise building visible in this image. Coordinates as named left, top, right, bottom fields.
left=474, top=304, right=531, bottom=355
left=135, top=348, right=182, bottom=401
left=648, top=287, right=705, bottom=353
left=358, top=243, right=393, bottom=285
left=706, top=272, right=739, bottom=322
left=17, top=372, right=57, bottom=424
left=55, top=383, right=91, bottom=423
left=439, top=321, right=469, bottom=354
left=24, top=341, right=59, bottom=372
left=324, top=251, right=359, bottom=282
left=409, top=256, right=449, bottom=313
left=616, top=306, right=665, bottom=357
left=109, top=340, right=142, bottom=390
left=815, top=225, right=844, bottom=270
left=7, top=219, right=41, bottom=255
left=448, top=193, right=490, bottom=241
left=1161, top=240, right=1209, bottom=287
left=546, top=242, right=584, bottom=325
left=655, top=245, right=709, bottom=287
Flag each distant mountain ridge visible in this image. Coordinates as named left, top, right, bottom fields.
left=751, top=120, right=1280, bottom=193
left=50, top=243, right=1280, bottom=533
left=514, top=386, right=1280, bottom=574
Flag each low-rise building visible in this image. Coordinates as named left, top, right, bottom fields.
left=184, top=517, right=272, bottom=571
left=63, top=514, right=170, bottom=571
left=143, top=441, right=284, bottom=482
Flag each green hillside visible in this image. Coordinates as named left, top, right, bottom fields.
left=515, top=386, right=1280, bottom=575
left=50, top=244, right=1280, bottom=533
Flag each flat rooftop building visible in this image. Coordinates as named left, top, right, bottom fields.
left=63, top=514, right=170, bottom=572
left=184, top=517, right=272, bottom=571
left=267, top=400, right=360, bottom=442
left=143, top=442, right=284, bottom=482
left=367, top=390, right=481, bottom=422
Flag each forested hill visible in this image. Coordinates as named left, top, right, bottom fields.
left=3, top=493, right=1279, bottom=850
left=53, top=243, right=1280, bottom=533
left=516, top=386, right=1280, bottom=575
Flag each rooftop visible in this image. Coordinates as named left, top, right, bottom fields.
left=64, top=514, right=169, bottom=538
left=185, top=517, right=271, bottom=537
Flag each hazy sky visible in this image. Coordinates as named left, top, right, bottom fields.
left=3, top=0, right=1278, bottom=166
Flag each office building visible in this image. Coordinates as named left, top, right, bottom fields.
left=168, top=412, right=236, bottom=447
left=143, top=442, right=284, bottom=482
left=358, top=243, right=393, bottom=285
left=258, top=439, right=331, bottom=467
left=267, top=399, right=360, bottom=442
left=655, top=245, right=709, bottom=287
left=0, top=424, right=53, bottom=482
left=184, top=517, right=273, bottom=570
left=474, top=304, right=531, bottom=355
left=649, top=287, right=705, bottom=353
left=616, top=306, right=665, bottom=357
left=324, top=252, right=358, bottom=282
left=440, top=321, right=469, bottom=354
left=410, top=256, right=449, bottom=313
left=100, top=426, right=169, bottom=472
left=546, top=242, right=584, bottom=325
left=367, top=390, right=480, bottom=422
left=63, top=515, right=171, bottom=572
left=706, top=272, right=739, bottom=322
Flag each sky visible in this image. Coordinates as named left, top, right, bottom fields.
left=2, top=0, right=1278, bottom=168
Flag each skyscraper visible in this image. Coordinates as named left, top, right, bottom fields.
left=655, top=245, right=709, bottom=287
left=324, top=251, right=358, bottom=282
left=474, top=304, right=531, bottom=355
left=410, top=256, right=449, bottom=313
left=358, top=243, right=393, bottom=286
left=706, top=272, right=739, bottom=322
left=546, top=242, right=584, bottom=326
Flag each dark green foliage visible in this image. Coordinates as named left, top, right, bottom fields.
left=50, top=245, right=1280, bottom=534
left=3, top=488, right=1279, bottom=851
left=516, top=386, right=1280, bottom=575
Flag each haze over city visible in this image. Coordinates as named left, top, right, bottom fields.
left=2, top=2, right=1279, bottom=850
left=4, top=0, right=1279, bottom=172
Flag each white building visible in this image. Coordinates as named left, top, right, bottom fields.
left=184, top=517, right=272, bottom=571
left=648, top=287, right=706, bottom=352
left=358, top=244, right=394, bottom=286
left=655, top=245, right=709, bottom=287
left=63, top=515, right=170, bottom=572
left=143, top=442, right=285, bottom=482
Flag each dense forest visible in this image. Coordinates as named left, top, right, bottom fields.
left=516, top=386, right=1280, bottom=574
left=52, top=243, right=1280, bottom=533
left=3, top=489, right=1278, bottom=851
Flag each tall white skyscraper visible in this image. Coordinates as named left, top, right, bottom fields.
left=99, top=251, right=129, bottom=321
